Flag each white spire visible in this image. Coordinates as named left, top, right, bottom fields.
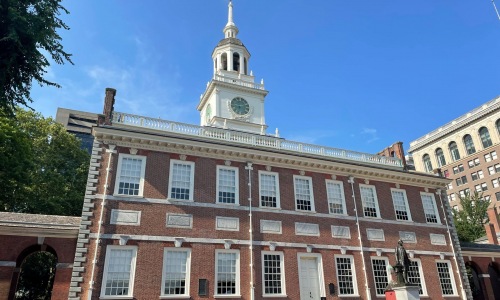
left=223, top=0, right=239, bottom=38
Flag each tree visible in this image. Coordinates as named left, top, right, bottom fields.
left=0, top=108, right=89, bottom=216
left=452, top=191, right=490, bottom=242
left=0, top=0, right=72, bottom=116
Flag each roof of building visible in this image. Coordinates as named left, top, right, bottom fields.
left=0, top=212, right=80, bottom=230
left=460, top=241, right=500, bottom=252
left=216, top=37, right=245, bottom=47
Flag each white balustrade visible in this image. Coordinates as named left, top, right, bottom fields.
left=112, top=112, right=403, bottom=168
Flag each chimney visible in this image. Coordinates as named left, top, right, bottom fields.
left=99, top=88, right=116, bottom=125
left=484, top=223, right=499, bottom=245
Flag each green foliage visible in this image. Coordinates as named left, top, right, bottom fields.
left=452, top=191, right=490, bottom=242
left=0, top=0, right=72, bottom=116
left=0, top=108, right=89, bottom=216
left=15, top=251, right=57, bottom=300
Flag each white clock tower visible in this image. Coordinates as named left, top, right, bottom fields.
left=197, top=1, right=269, bottom=134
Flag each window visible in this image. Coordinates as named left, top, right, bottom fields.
left=326, top=180, right=346, bottom=214
left=471, top=170, right=484, bottom=181
left=496, top=191, right=500, bottom=201
left=371, top=258, right=390, bottom=296
left=421, top=193, right=440, bottom=224
left=391, top=189, right=412, bottom=221
left=455, top=176, right=467, bottom=186
left=408, top=259, right=427, bottom=295
left=259, top=171, right=280, bottom=208
left=114, top=154, right=146, bottom=196
left=435, top=148, right=446, bottom=167
left=360, top=185, right=380, bottom=218
left=449, top=141, right=461, bottom=161
left=483, top=195, right=491, bottom=202
left=463, top=134, right=476, bottom=155
left=450, top=193, right=456, bottom=202
left=488, top=165, right=495, bottom=175
left=422, top=154, right=433, bottom=172
left=479, top=127, right=493, bottom=148
left=217, top=166, right=239, bottom=204
left=459, top=189, right=470, bottom=198
left=485, top=151, right=497, bottom=162
left=447, top=183, right=453, bottom=190
left=101, top=246, right=137, bottom=297
left=168, top=160, right=195, bottom=201
left=443, top=170, right=449, bottom=178
left=261, top=251, right=285, bottom=296
left=452, top=164, right=464, bottom=174
left=215, top=250, right=240, bottom=296
left=335, top=255, right=358, bottom=296
left=474, top=182, right=488, bottom=192
left=468, top=158, right=480, bottom=168
left=436, top=261, right=457, bottom=295
left=293, top=176, right=315, bottom=212
left=162, top=248, right=191, bottom=297
left=497, top=119, right=500, bottom=135
left=492, top=178, right=499, bottom=188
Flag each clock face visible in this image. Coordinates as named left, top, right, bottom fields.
left=230, top=97, right=250, bottom=115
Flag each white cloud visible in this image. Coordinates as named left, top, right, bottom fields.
left=361, top=128, right=379, bottom=143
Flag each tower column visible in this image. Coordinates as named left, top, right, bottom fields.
left=239, top=54, right=245, bottom=75
left=217, top=53, right=221, bottom=73
left=228, top=50, right=233, bottom=73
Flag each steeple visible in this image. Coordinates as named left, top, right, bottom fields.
left=223, top=1, right=239, bottom=38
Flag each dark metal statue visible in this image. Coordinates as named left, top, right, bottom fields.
left=395, top=239, right=411, bottom=285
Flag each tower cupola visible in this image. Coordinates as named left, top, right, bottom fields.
left=223, top=1, right=238, bottom=38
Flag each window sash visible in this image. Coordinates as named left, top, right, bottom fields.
left=422, top=194, right=439, bottom=223
left=360, top=186, right=379, bottom=218
left=116, top=155, right=146, bottom=196
left=260, top=172, right=279, bottom=208
left=216, top=251, right=239, bottom=296
left=326, top=180, right=345, bottom=214
left=262, top=253, right=284, bottom=295
left=408, top=260, right=425, bottom=295
left=436, top=261, right=456, bottom=295
left=162, top=249, right=190, bottom=296
left=391, top=190, right=410, bottom=221
left=336, top=256, right=357, bottom=295
left=294, top=177, right=314, bottom=211
left=101, top=247, right=136, bottom=297
left=217, top=167, right=238, bottom=204
left=169, top=161, right=193, bottom=200
left=371, top=258, right=389, bottom=296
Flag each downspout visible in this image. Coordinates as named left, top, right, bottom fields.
left=245, top=162, right=255, bottom=300
left=436, top=189, right=469, bottom=300
left=348, top=176, right=371, bottom=300
left=88, top=144, right=115, bottom=300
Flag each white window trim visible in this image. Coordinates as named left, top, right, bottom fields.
left=409, top=258, right=428, bottom=296
left=100, top=245, right=138, bottom=299
left=114, top=154, right=147, bottom=197
left=297, top=253, right=326, bottom=298
left=370, top=256, right=391, bottom=296
left=391, top=188, right=413, bottom=222
left=216, top=165, right=239, bottom=205
left=161, top=248, right=192, bottom=298
left=420, top=192, right=442, bottom=224
left=334, top=254, right=359, bottom=297
left=293, top=175, right=315, bottom=212
left=258, top=170, right=281, bottom=209
left=436, top=259, right=458, bottom=297
left=214, top=249, right=241, bottom=297
left=326, top=179, right=347, bottom=215
left=359, top=184, right=381, bottom=218
left=167, top=159, right=195, bottom=201
left=261, top=251, right=287, bottom=297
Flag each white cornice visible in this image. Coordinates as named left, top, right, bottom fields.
left=0, top=225, right=79, bottom=239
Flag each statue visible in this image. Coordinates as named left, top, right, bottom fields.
left=394, top=239, right=411, bottom=285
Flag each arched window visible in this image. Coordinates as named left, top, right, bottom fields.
left=221, top=53, right=228, bottom=70
left=423, top=154, right=433, bottom=172
left=463, top=134, right=476, bottom=155
left=435, top=148, right=446, bottom=167
left=449, top=141, right=460, bottom=161
left=244, top=57, right=248, bottom=75
left=479, top=127, right=493, bottom=148
left=233, top=52, right=240, bottom=72
left=496, top=119, right=500, bottom=135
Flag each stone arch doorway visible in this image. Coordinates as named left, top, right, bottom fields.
left=488, top=262, right=500, bottom=300
left=8, top=244, right=58, bottom=300
left=466, top=262, right=484, bottom=300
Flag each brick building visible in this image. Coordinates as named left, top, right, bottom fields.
left=69, top=2, right=471, bottom=300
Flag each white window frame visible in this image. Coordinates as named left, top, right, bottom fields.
left=334, top=254, right=359, bottom=296
left=258, top=170, right=280, bottom=209
left=408, top=258, right=428, bottom=296
left=168, top=160, right=195, bottom=201
left=114, top=154, right=147, bottom=197
left=370, top=257, right=391, bottom=296
left=261, top=251, right=286, bottom=297
left=436, top=260, right=458, bottom=296
left=359, top=184, right=381, bottom=218
left=100, top=245, right=138, bottom=298
left=293, top=175, right=315, bottom=212
left=161, top=248, right=192, bottom=298
left=326, top=179, right=347, bottom=215
left=420, top=192, right=441, bottom=224
left=215, top=249, right=240, bottom=297
left=391, top=188, right=412, bottom=221
left=216, top=166, right=239, bottom=205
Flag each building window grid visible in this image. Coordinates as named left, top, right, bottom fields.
left=326, top=180, right=346, bottom=214
left=455, top=175, right=468, bottom=186
left=371, top=258, right=390, bottom=296
left=408, top=260, right=425, bottom=295
left=468, top=158, right=480, bottom=168
left=335, top=256, right=357, bottom=296
left=169, top=161, right=194, bottom=200
left=435, top=148, right=446, bottom=167
left=479, top=127, right=493, bottom=148
left=449, top=141, right=461, bottom=161
left=259, top=172, right=279, bottom=208
left=391, top=189, right=411, bottom=221
left=101, top=247, right=136, bottom=297
left=162, top=249, right=190, bottom=296
left=493, top=178, right=499, bottom=188
left=423, top=154, right=433, bottom=172
left=360, top=185, right=380, bottom=218
left=471, top=170, right=484, bottom=181
left=453, top=164, right=464, bottom=174
left=217, top=167, right=238, bottom=204
left=485, top=151, right=497, bottom=162
left=436, top=261, right=457, bottom=295
left=262, top=252, right=285, bottom=296
left=116, top=156, right=145, bottom=196
left=464, top=134, right=476, bottom=155
left=294, top=176, right=314, bottom=212
left=421, top=194, right=440, bottom=224
left=216, top=251, right=239, bottom=296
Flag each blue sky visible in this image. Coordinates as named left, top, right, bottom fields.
left=30, top=1, right=500, bottom=154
